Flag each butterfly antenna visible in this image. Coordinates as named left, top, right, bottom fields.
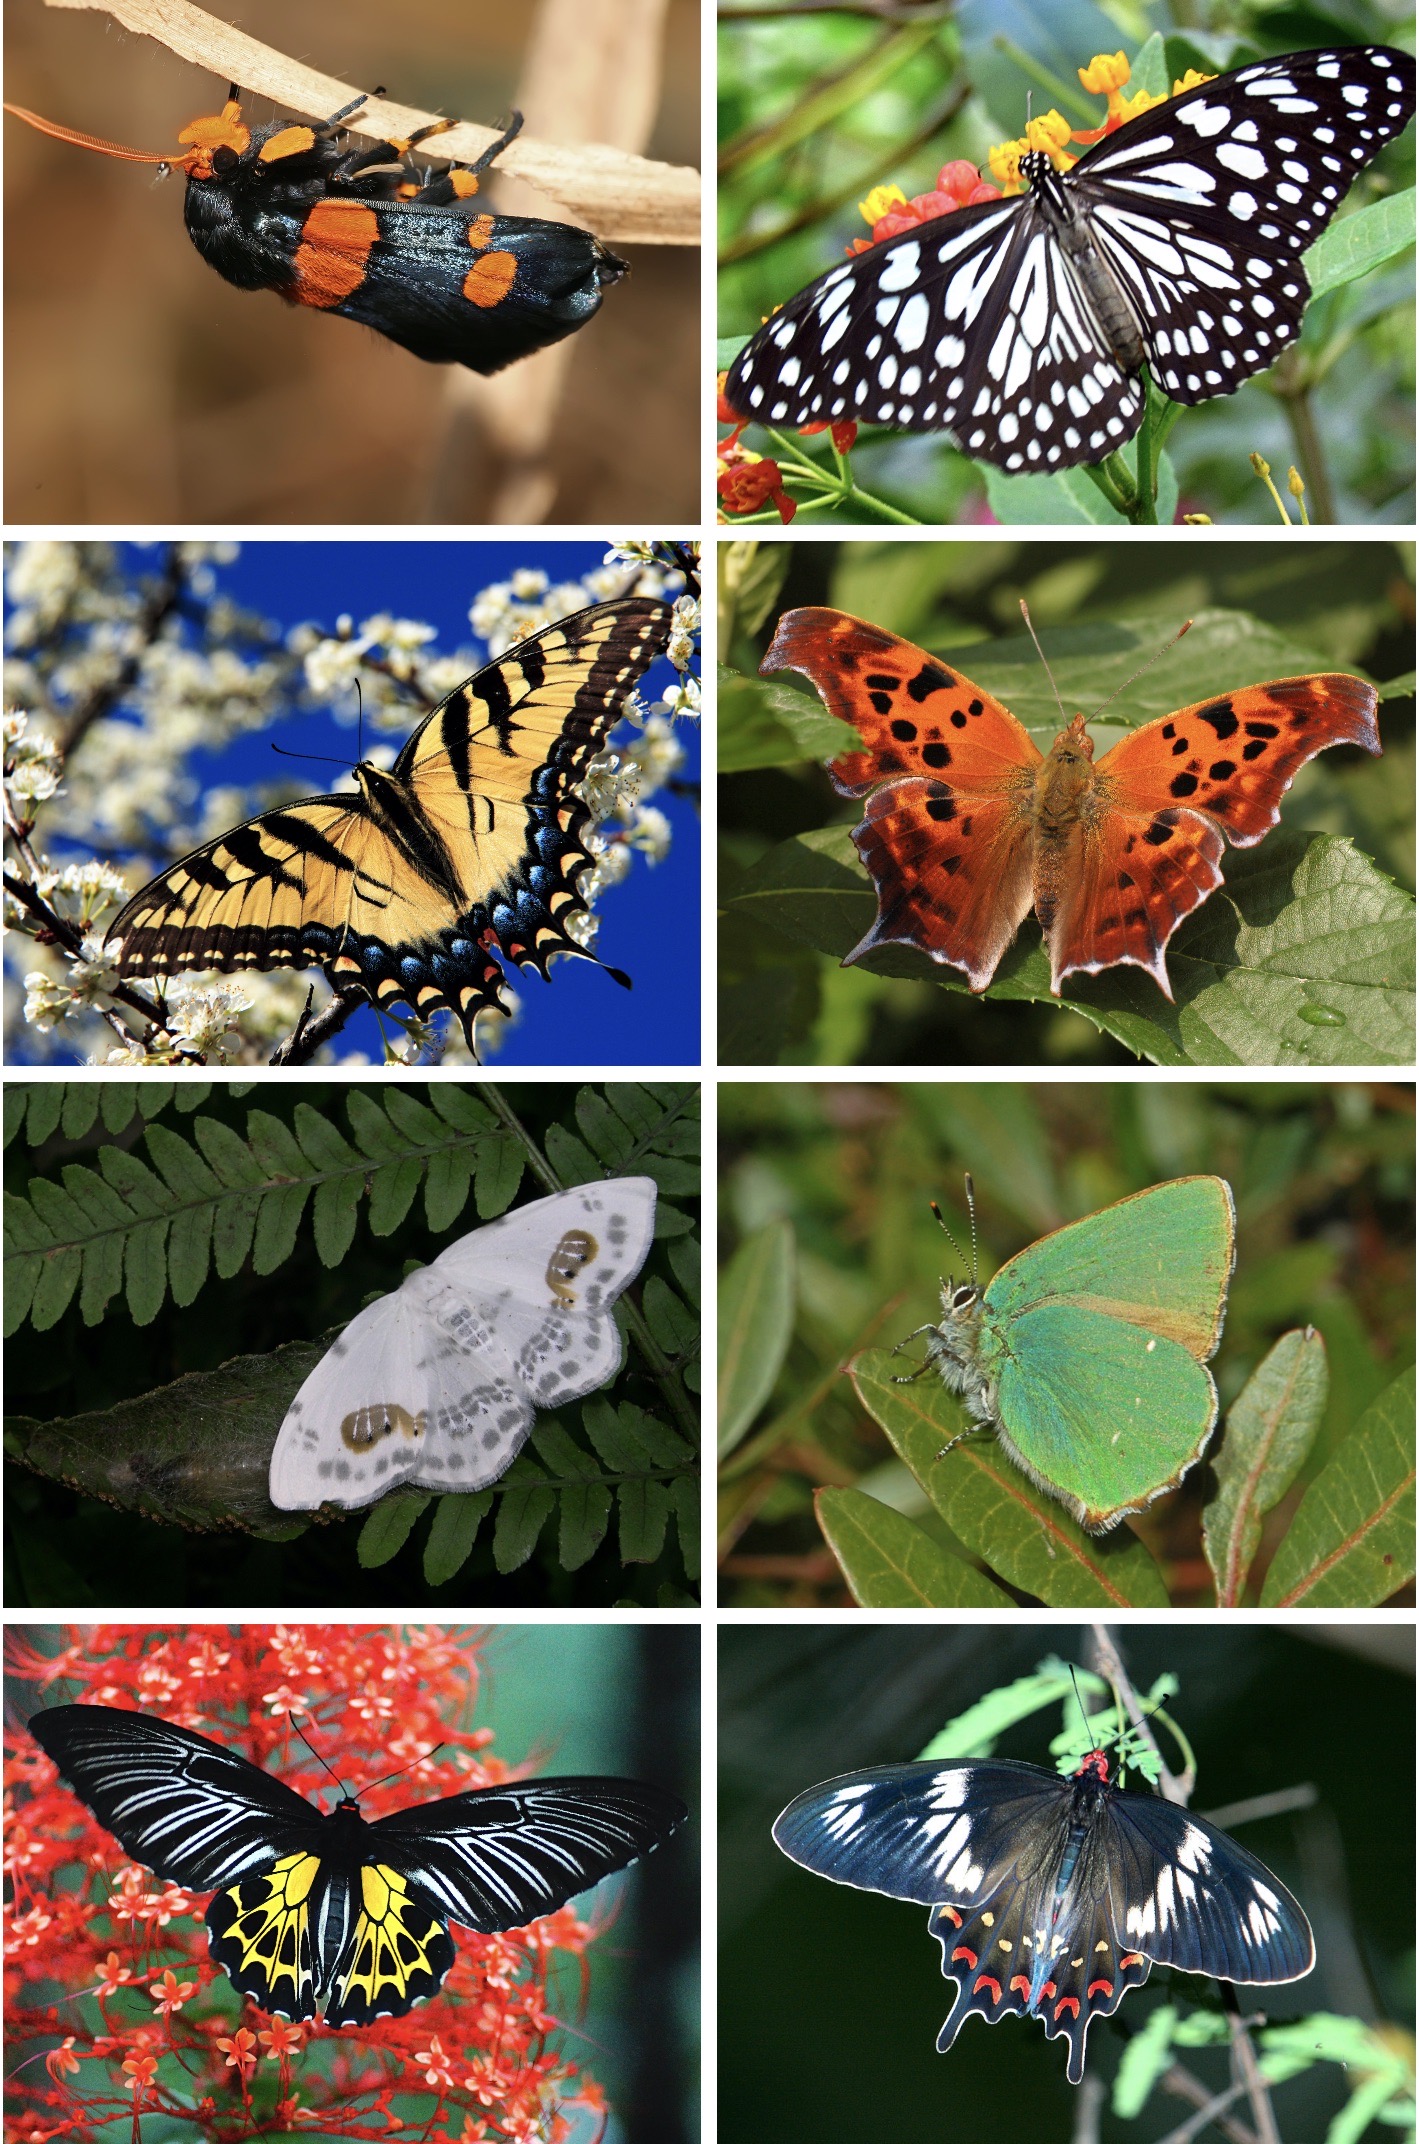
left=928, top=1193, right=970, bottom=1284
left=964, top=1171, right=979, bottom=1290
left=1087, top=620, right=1195, bottom=725
left=361, top=1741, right=448, bottom=1797
left=290, top=1714, right=350, bottom=1799
left=1019, top=600, right=1069, bottom=725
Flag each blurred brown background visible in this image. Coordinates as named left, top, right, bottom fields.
left=5, top=0, right=700, bottom=523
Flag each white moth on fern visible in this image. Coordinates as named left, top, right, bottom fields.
left=268, top=1177, right=657, bottom=1511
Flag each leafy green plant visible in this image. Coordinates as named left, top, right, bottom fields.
left=717, top=1081, right=1413, bottom=1608
left=5, top=1081, right=700, bottom=1607
left=719, top=539, right=1416, bottom=1067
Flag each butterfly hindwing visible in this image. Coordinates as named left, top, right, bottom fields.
left=268, top=1178, right=658, bottom=1511
left=104, top=599, right=671, bottom=1045
left=726, top=45, right=1415, bottom=472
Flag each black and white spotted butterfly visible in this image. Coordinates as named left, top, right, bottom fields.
left=30, top=1703, right=685, bottom=2028
left=774, top=1747, right=1314, bottom=2082
left=725, top=45, right=1415, bottom=474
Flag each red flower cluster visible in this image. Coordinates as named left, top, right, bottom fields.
left=6, top=1625, right=611, bottom=2143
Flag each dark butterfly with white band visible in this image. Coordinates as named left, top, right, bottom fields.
left=725, top=45, right=1415, bottom=473
left=774, top=1747, right=1314, bottom=2082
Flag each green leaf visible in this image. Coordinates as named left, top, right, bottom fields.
left=529, top=1418, right=600, bottom=1480
left=291, top=1104, right=359, bottom=1173
left=1203, top=1328, right=1329, bottom=1607
left=493, top=1481, right=556, bottom=1570
left=559, top=1483, right=613, bottom=1569
left=423, top=1491, right=493, bottom=1586
left=670, top=1474, right=700, bottom=1579
left=667, top=1233, right=701, bottom=1308
left=312, top=1172, right=362, bottom=1267
left=345, top=1089, right=407, bottom=1161
left=357, top=1492, right=430, bottom=1568
left=618, top=1479, right=671, bottom=1561
left=25, top=1087, right=64, bottom=1145
left=123, top=1218, right=171, bottom=1327
left=366, top=1156, right=423, bottom=1235
left=474, top=1138, right=523, bottom=1217
left=574, top=1087, right=635, bottom=1165
left=718, top=669, right=861, bottom=772
left=726, top=824, right=1413, bottom=1067
left=815, top=1486, right=1011, bottom=1605
left=1307, top=190, right=1416, bottom=300
left=423, top=1146, right=474, bottom=1233
left=850, top=1352, right=1170, bottom=1606
left=643, top=1275, right=697, bottom=1356
left=1260, top=1366, right=1416, bottom=1605
left=717, top=1218, right=796, bottom=1457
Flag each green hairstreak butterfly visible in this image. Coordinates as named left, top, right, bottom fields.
left=897, top=1175, right=1236, bottom=1532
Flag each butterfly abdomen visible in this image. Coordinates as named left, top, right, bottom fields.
left=1021, top=151, right=1146, bottom=376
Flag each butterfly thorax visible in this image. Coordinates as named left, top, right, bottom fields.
left=1018, top=148, right=1147, bottom=376
left=923, top=1283, right=997, bottom=1422
left=353, top=761, right=465, bottom=904
left=1031, top=716, right=1098, bottom=930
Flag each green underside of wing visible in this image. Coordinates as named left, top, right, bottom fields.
left=983, top=1177, right=1235, bottom=1360
left=987, top=1301, right=1219, bottom=1528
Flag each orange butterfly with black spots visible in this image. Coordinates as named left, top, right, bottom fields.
left=764, top=607, right=1381, bottom=999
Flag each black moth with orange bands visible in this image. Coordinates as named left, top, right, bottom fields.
left=5, top=90, right=625, bottom=373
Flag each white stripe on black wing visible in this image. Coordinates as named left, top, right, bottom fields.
left=369, top=1777, right=687, bottom=1929
left=28, top=1704, right=319, bottom=1886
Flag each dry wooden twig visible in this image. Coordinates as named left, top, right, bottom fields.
left=39, top=0, right=701, bottom=243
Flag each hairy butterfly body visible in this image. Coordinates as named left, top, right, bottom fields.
left=269, top=1176, right=658, bottom=1511
left=103, top=600, right=670, bottom=1050
left=762, top=607, right=1381, bottom=998
left=6, top=94, right=625, bottom=374
left=725, top=46, right=1416, bottom=471
left=29, top=1703, right=685, bottom=2028
left=774, top=1749, right=1313, bottom=2083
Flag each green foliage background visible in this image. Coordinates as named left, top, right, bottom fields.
left=716, top=1079, right=1413, bottom=1607
left=719, top=537, right=1416, bottom=1065
left=719, top=3, right=1416, bottom=524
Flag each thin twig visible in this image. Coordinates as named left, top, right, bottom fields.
left=1154, top=2077, right=1255, bottom=2144
left=39, top=0, right=698, bottom=242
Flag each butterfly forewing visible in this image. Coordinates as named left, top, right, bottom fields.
left=28, top=1705, right=320, bottom=1888
left=371, top=1777, right=687, bottom=1931
left=726, top=44, right=1415, bottom=471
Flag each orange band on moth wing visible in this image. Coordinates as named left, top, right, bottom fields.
left=467, top=213, right=497, bottom=248
left=291, top=198, right=380, bottom=306
left=463, top=249, right=518, bottom=307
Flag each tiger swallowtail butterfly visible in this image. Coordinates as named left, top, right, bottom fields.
left=774, top=1746, right=1314, bottom=2082
left=29, top=1703, right=685, bottom=2028
left=102, top=597, right=672, bottom=1051
left=725, top=45, right=1416, bottom=474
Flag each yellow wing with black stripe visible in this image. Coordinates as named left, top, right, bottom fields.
left=103, top=597, right=670, bottom=1045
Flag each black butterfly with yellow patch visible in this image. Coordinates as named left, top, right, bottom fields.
left=29, top=1703, right=685, bottom=2028
left=103, top=597, right=671, bottom=1047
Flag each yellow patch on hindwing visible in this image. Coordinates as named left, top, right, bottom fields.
left=208, top=1852, right=318, bottom=2012
left=332, top=1864, right=450, bottom=2018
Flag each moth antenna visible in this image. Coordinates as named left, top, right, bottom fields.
left=964, top=1172, right=978, bottom=1291
left=290, top=1714, right=350, bottom=1799
left=1019, top=599, right=1068, bottom=724
left=1087, top=619, right=1194, bottom=725
left=361, top=1741, right=448, bottom=1796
